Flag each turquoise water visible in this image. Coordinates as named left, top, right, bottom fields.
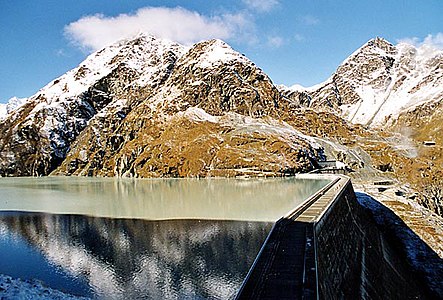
left=0, top=177, right=329, bottom=299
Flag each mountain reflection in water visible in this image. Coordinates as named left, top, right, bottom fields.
left=0, top=212, right=273, bottom=299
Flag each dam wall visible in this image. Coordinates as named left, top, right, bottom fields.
left=237, top=175, right=431, bottom=299
left=315, top=180, right=426, bottom=299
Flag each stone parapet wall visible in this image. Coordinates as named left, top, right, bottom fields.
left=315, top=181, right=430, bottom=299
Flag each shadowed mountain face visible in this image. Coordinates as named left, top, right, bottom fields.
left=0, top=212, right=273, bottom=299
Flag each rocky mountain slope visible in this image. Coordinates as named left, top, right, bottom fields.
left=1, top=35, right=442, bottom=184
left=0, top=35, right=322, bottom=177
left=280, top=37, right=443, bottom=216
left=1, top=36, right=442, bottom=184
left=1, top=35, right=442, bottom=183
left=280, top=37, right=443, bottom=128
left=0, top=35, right=188, bottom=176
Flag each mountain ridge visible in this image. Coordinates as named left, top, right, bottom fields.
left=280, top=37, right=443, bottom=128
left=0, top=34, right=322, bottom=177
left=0, top=35, right=442, bottom=184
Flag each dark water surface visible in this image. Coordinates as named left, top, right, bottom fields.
left=0, top=213, right=272, bottom=299
left=0, top=177, right=330, bottom=299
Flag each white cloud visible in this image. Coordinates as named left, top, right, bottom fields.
left=397, top=33, right=443, bottom=50
left=267, top=36, right=285, bottom=48
left=242, top=0, right=279, bottom=12
left=423, top=33, right=443, bottom=49
left=397, top=37, right=420, bottom=45
left=300, top=15, right=319, bottom=26
left=64, top=6, right=252, bottom=52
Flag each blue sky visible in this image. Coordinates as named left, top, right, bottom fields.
left=1, top=0, right=442, bottom=103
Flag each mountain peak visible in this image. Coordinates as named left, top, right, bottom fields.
left=366, top=37, right=394, bottom=50
left=345, top=37, right=396, bottom=62
left=287, top=35, right=443, bottom=127
left=183, top=38, right=250, bottom=69
left=114, top=33, right=182, bottom=49
left=0, top=96, right=27, bottom=119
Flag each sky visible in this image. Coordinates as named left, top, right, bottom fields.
left=1, top=0, right=442, bottom=103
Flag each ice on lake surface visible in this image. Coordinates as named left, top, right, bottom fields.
left=0, top=177, right=329, bottom=299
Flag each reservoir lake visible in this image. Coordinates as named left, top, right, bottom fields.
left=0, top=177, right=329, bottom=299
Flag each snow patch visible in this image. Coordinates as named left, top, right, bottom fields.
left=0, top=274, right=87, bottom=299
left=180, top=107, right=219, bottom=123
left=304, top=77, right=334, bottom=92
left=288, top=84, right=306, bottom=91
left=326, top=39, right=443, bottom=127
left=6, top=97, right=27, bottom=112
left=196, top=40, right=249, bottom=68
left=282, top=76, right=334, bottom=95
left=179, top=107, right=319, bottom=154
left=0, top=97, right=28, bottom=119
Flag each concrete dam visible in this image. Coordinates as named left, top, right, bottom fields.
left=236, top=175, right=438, bottom=299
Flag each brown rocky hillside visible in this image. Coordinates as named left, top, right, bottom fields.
left=1, top=35, right=442, bottom=217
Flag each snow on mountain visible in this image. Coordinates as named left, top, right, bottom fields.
left=282, top=37, right=443, bottom=127
left=141, top=38, right=280, bottom=119
left=6, top=96, right=27, bottom=113
left=0, top=97, right=28, bottom=120
left=52, top=37, right=322, bottom=178
left=3, top=35, right=442, bottom=177
left=347, top=39, right=443, bottom=126
left=0, top=34, right=186, bottom=176
left=0, top=34, right=322, bottom=177
left=35, top=35, right=184, bottom=103
left=194, top=39, right=251, bottom=68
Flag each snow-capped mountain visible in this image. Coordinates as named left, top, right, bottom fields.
left=54, top=37, right=319, bottom=178
left=0, top=35, right=320, bottom=177
left=1, top=35, right=442, bottom=179
left=278, top=37, right=443, bottom=218
left=0, top=35, right=186, bottom=176
left=1, top=34, right=443, bottom=217
left=281, top=37, right=443, bottom=127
